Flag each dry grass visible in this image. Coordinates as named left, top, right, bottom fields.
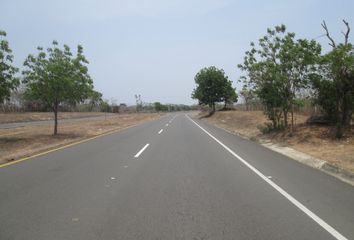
left=201, top=110, right=354, bottom=173
left=0, top=113, right=164, bottom=164
left=0, top=112, right=117, bottom=123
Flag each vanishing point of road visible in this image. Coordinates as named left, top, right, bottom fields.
left=0, top=114, right=353, bottom=240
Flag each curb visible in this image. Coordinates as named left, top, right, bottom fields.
left=261, top=142, right=354, bottom=186
left=201, top=119, right=354, bottom=186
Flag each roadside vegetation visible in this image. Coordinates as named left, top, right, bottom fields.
left=193, top=20, right=354, bottom=140
left=192, top=66, right=238, bottom=114
left=0, top=31, right=197, bottom=135
left=239, top=20, right=354, bottom=139
left=191, top=20, right=354, bottom=174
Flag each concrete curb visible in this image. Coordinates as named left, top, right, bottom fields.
left=261, top=141, right=354, bottom=186
left=201, top=119, right=354, bottom=186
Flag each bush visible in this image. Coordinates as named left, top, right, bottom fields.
left=258, top=122, right=285, bottom=134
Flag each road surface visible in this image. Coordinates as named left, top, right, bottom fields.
left=0, top=114, right=353, bottom=240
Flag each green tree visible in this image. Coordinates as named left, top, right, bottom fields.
left=0, top=30, right=19, bottom=103
left=100, top=99, right=111, bottom=112
left=239, top=25, right=321, bottom=130
left=88, top=90, right=103, bottom=111
left=22, top=41, right=94, bottom=135
left=223, top=80, right=238, bottom=109
left=192, top=66, right=231, bottom=112
left=311, top=20, right=354, bottom=138
left=154, top=102, right=168, bottom=112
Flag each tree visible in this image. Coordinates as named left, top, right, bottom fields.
left=22, top=41, right=94, bottom=135
left=239, top=87, right=255, bottom=110
left=192, top=66, right=233, bottom=112
left=0, top=30, right=19, bottom=104
left=134, top=94, right=142, bottom=112
left=222, top=80, right=238, bottom=109
left=88, top=90, right=103, bottom=111
left=239, top=25, right=321, bottom=130
left=154, top=102, right=168, bottom=112
left=311, top=20, right=354, bottom=138
left=100, top=99, right=111, bottom=112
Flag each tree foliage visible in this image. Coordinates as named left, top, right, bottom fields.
left=311, top=20, right=354, bottom=138
left=22, top=41, right=95, bottom=135
left=88, top=90, right=103, bottom=111
left=0, top=30, right=19, bottom=103
left=238, top=25, right=321, bottom=130
left=223, top=80, right=238, bottom=109
left=192, top=66, right=236, bottom=112
left=154, top=102, right=168, bottom=112
left=239, top=87, right=256, bottom=110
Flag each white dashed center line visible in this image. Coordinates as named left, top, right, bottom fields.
left=134, top=143, right=150, bottom=158
left=158, top=129, right=163, bottom=134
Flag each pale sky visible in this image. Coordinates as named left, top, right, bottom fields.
left=1, top=0, right=354, bottom=105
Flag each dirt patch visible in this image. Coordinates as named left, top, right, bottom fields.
left=0, top=113, right=164, bottom=164
left=200, top=110, right=354, bottom=173
left=0, top=112, right=117, bottom=123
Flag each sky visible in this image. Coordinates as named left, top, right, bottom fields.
left=1, top=0, right=354, bottom=105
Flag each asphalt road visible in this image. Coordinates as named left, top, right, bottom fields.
left=0, top=114, right=353, bottom=240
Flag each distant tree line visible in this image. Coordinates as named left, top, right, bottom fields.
left=153, top=102, right=196, bottom=112
left=192, top=20, right=354, bottom=138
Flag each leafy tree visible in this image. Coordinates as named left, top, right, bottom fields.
left=154, top=102, right=168, bottom=112
left=22, top=41, right=94, bottom=135
left=0, top=30, right=19, bottom=103
left=88, top=90, right=103, bottom=111
left=222, top=80, right=238, bottom=109
left=192, top=66, right=233, bottom=112
left=100, top=99, right=111, bottom=112
left=239, top=25, right=321, bottom=130
left=311, top=20, right=354, bottom=138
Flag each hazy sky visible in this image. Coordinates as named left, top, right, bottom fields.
left=1, top=0, right=354, bottom=105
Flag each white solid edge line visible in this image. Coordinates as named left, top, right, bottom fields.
left=134, top=143, right=150, bottom=158
left=158, top=129, right=163, bottom=134
left=185, top=114, right=348, bottom=240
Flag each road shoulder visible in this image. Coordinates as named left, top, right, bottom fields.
left=196, top=113, right=354, bottom=186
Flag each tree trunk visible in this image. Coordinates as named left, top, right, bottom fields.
left=342, top=92, right=353, bottom=126
left=271, top=108, right=277, bottom=129
left=283, top=109, right=288, bottom=127
left=223, top=100, right=228, bottom=110
left=53, top=104, right=58, bottom=135
left=290, top=103, right=294, bottom=134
